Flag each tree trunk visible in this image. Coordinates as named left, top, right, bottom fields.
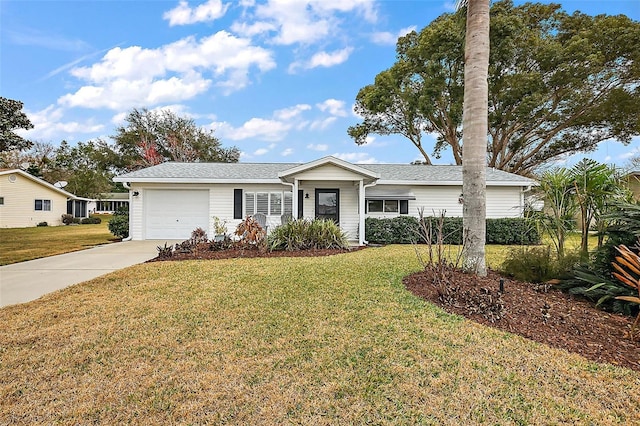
left=462, top=0, right=489, bottom=276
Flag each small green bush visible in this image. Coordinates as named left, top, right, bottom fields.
left=268, top=218, right=349, bottom=251
left=365, top=216, right=539, bottom=245
left=108, top=214, right=129, bottom=239
left=36, top=222, right=48, bottom=227
left=81, top=217, right=102, bottom=224
left=500, top=247, right=581, bottom=283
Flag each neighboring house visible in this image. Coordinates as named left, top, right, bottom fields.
left=626, top=171, right=640, bottom=201
left=0, top=169, right=90, bottom=228
left=113, top=156, right=537, bottom=244
left=89, top=192, right=130, bottom=214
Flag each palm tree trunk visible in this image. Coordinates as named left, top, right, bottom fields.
left=462, top=0, right=489, bottom=276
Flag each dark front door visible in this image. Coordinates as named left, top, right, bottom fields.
left=315, top=189, right=339, bottom=224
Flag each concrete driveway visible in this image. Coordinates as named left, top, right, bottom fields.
left=0, top=240, right=174, bottom=308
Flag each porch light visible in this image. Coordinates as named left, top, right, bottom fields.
left=305, top=193, right=309, bottom=199
left=132, top=191, right=139, bottom=196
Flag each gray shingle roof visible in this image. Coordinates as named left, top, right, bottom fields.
left=114, top=160, right=536, bottom=186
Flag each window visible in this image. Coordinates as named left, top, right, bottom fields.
left=384, top=200, right=398, bottom=213
left=283, top=192, right=293, bottom=216
left=256, top=192, right=269, bottom=214
left=245, top=193, right=256, bottom=216
left=270, top=192, right=282, bottom=215
left=35, top=199, right=51, bottom=211
left=245, top=191, right=292, bottom=216
left=0, top=196, right=4, bottom=205
left=367, top=200, right=383, bottom=213
left=366, top=199, right=408, bottom=214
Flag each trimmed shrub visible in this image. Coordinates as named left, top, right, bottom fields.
left=81, top=217, right=102, bottom=224
left=486, top=218, right=540, bottom=245
left=365, top=216, right=539, bottom=245
left=108, top=214, right=129, bottom=239
left=61, top=214, right=74, bottom=225
left=268, top=218, right=349, bottom=251
left=36, top=222, right=48, bottom=227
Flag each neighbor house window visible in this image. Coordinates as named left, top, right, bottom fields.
left=366, top=199, right=408, bottom=214
left=35, top=199, right=51, bottom=211
left=0, top=196, right=4, bottom=205
left=245, top=191, right=292, bottom=216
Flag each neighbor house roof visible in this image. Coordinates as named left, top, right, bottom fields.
left=0, top=169, right=84, bottom=199
left=114, top=156, right=536, bottom=187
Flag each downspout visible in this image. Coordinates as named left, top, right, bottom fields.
left=360, top=181, right=377, bottom=246
left=121, top=181, right=133, bottom=241
left=282, top=181, right=296, bottom=218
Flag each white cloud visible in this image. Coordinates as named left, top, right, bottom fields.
left=370, top=25, right=416, bottom=45
left=317, top=99, right=347, bottom=117
left=332, top=152, right=378, bottom=164
left=209, top=97, right=345, bottom=143
left=213, top=117, right=292, bottom=141
left=232, top=0, right=376, bottom=45
left=620, top=143, right=640, bottom=160
left=274, top=104, right=311, bottom=120
left=18, top=105, right=104, bottom=141
left=163, top=0, right=230, bottom=26
left=59, top=72, right=212, bottom=109
left=281, top=148, right=294, bottom=156
left=307, top=143, right=328, bottom=151
left=254, top=148, right=269, bottom=155
left=61, top=31, right=275, bottom=109
left=289, top=47, right=353, bottom=73
left=111, top=112, right=127, bottom=125
left=309, top=116, right=336, bottom=130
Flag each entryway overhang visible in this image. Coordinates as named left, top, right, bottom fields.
left=278, top=156, right=380, bottom=246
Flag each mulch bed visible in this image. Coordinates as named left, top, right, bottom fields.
left=147, top=246, right=364, bottom=262
left=148, top=245, right=639, bottom=371
left=404, top=268, right=639, bottom=371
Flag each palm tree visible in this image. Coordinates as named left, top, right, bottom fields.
left=459, top=0, right=490, bottom=276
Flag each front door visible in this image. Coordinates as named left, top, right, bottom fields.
left=315, top=189, right=339, bottom=224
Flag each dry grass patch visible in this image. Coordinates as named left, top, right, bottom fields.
left=1, top=246, right=638, bottom=424
left=0, top=215, right=113, bottom=265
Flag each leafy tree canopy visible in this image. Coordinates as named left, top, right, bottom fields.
left=0, top=97, right=34, bottom=152
left=349, top=0, right=640, bottom=176
left=113, top=108, right=240, bottom=170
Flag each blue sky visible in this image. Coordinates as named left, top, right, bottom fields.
left=1, top=0, right=638, bottom=168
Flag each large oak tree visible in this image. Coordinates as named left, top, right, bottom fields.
left=350, top=0, right=640, bottom=176
left=113, top=108, right=240, bottom=170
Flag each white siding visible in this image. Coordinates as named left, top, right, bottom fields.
left=486, top=186, right=525, bottom=218
left=295, top=164, right=369, bottom=181
left=366, top=185, right=525, bottom=220
left=126, top=181, right=525, bottom=241
left=0, top=173, right=68, bottom=228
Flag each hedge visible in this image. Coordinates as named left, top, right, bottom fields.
left=365, top=216, right=539, bottom=245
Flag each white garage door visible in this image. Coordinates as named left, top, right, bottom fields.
left=145, top=190, right=209, bottom=240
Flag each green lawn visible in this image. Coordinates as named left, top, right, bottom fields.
left=0, top=214, right=114, bottom=265
left=1, top=245, right=637, bottom=424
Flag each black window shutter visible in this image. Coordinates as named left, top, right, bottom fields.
left=297, top=190, right=304, bottom=219
left=233, top=189, right=243, bottom=219
left=400, top=200, right=409, bottom=214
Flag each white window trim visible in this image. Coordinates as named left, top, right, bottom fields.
left=245, top=191, right=293, bottom=217
left=366, top=199, right=408, bottom=214
left=35, top=199, right=52, bottom=211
